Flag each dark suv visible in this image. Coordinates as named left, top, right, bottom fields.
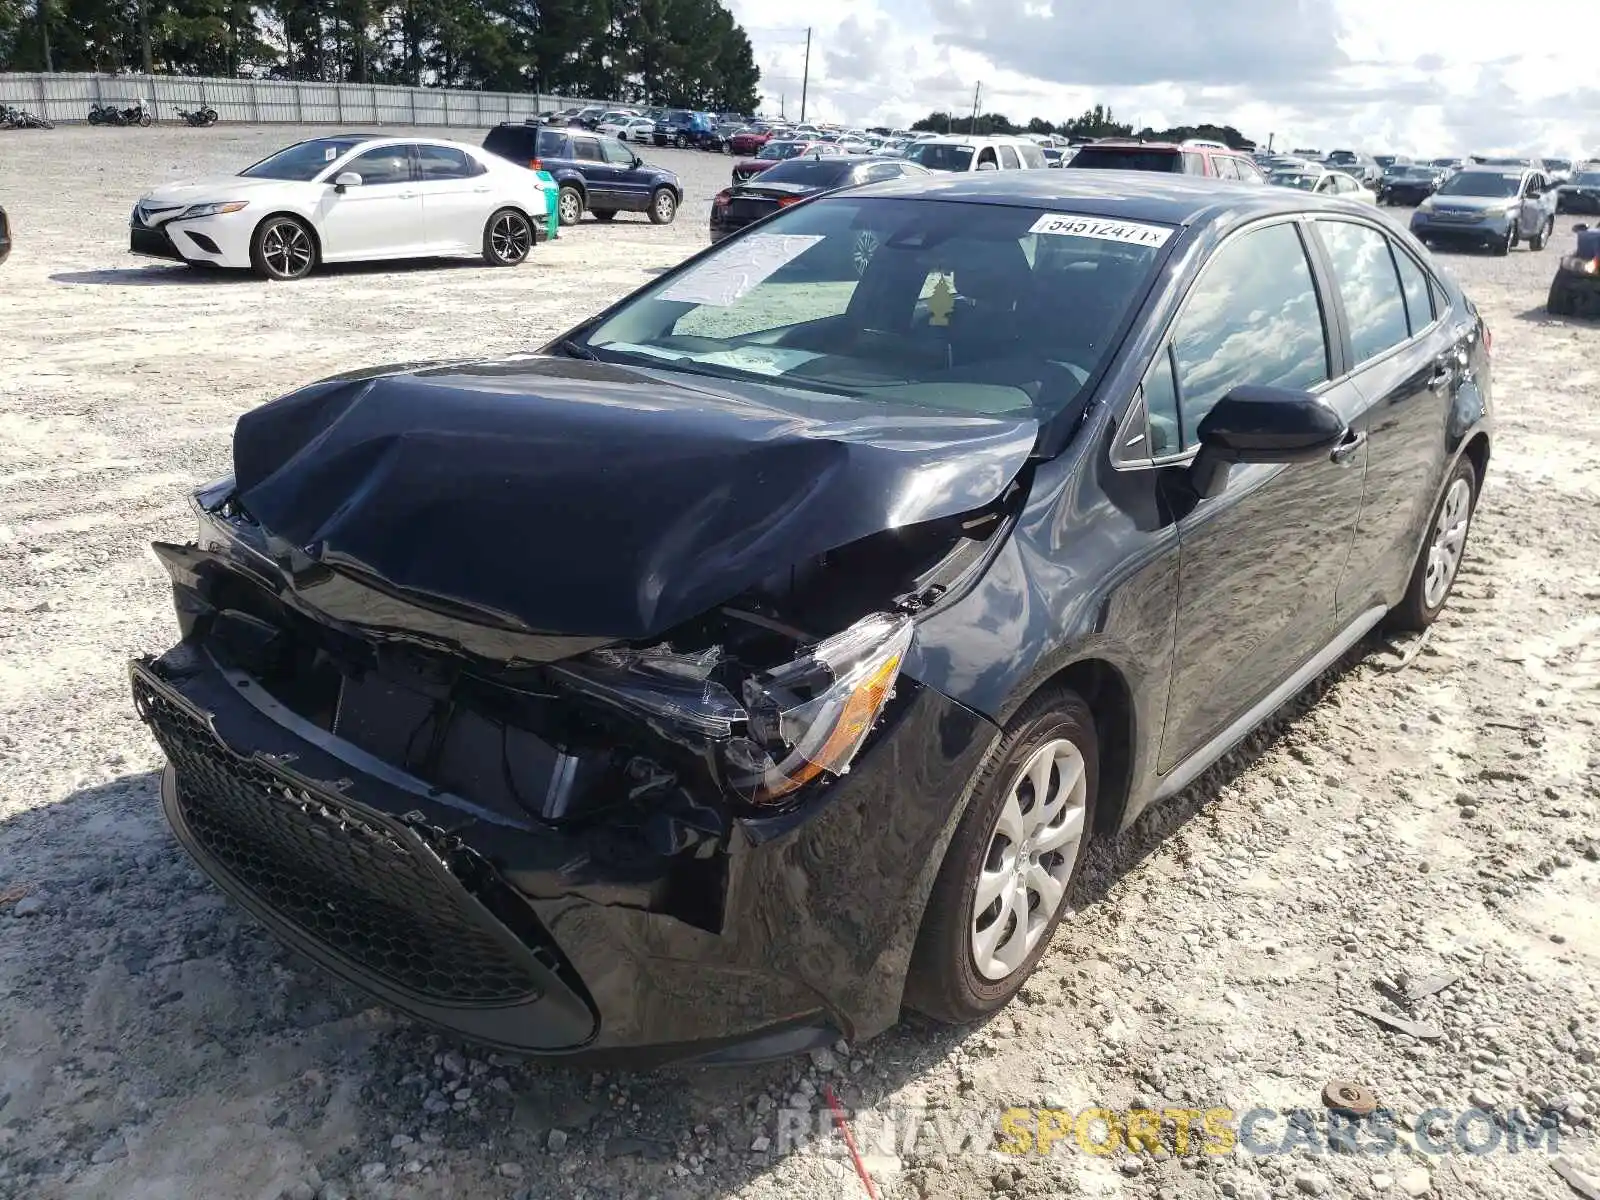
left=654, top=109, right=718, bottom=150
left=483, top=123, right=683, bottom=226
left=1066, top=139, right=1266, bottom=181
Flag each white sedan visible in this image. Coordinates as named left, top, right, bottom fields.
left=601, top=117, right=656, bottom=142
left=129, top=135, right=550, bottom=280
left=1268, top=167, right=1377, bottom=204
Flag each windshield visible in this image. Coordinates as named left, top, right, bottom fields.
left=1066, top=147, right=1181, bottom=172
left=1269, top=173, right=1319, bottom=190
left=1401, top=166, right=1438, bottom=179
left=1436, top=171, right=1521, bottom=198
left=1547, top=159, right=1571, bottom=171
left=757, top=141, right=807, bottom=161
left=905, top=143, right=975, bottom=171
left=574, top=198, right=1168, bottom=418
left=240, top=137, right=372, bottom=181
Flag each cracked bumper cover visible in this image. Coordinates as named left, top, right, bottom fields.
left=133, top=632, right=994, bottom=1064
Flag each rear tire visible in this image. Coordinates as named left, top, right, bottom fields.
left=1530, top=216, right=1553, bottom=251
left=482, top=207, right=533, bottom=266
left=249, top=215, right=317, bottom=281
left=1387, top=455, right=1478, bottom=632
left=648, top=187, right=677, bottom=225
left=905, top=688, right=1098, bottom=1025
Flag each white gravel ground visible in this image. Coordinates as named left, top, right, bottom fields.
left=1, top=125, right=1598, bottom=1200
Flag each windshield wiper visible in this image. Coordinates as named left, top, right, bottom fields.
left=557, top=338, right=598, bottom=361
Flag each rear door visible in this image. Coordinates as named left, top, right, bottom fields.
left=316, top=144, right=423, bottom=260
left=1309, top=218, right=1460, bottom=613
left=415, top=144, right=495, bottom=252
left=1157, top=217, right=1369, bottom=773
left=570, top=134, right=617, bottom=206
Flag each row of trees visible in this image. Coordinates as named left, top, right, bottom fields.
left=0, top=0, right=762, bottom=112
left=910, top=104, right=1256, bottom=151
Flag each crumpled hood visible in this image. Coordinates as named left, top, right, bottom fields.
left=232, top=355, right=1038, bottom=643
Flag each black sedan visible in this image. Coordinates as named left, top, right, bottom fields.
left=710, top=155, right=928, bottom=246
left=1557, top=168, right=1600, bottom=214
left=131, top=172, right=1491, bottom=1066
left=1379, top=164, right=1445, bottom=205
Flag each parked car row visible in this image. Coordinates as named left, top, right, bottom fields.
left=123, top=128, right=679, bottom=281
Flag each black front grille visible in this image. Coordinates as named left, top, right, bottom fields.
left=133, top=670, right=544, bottom=1006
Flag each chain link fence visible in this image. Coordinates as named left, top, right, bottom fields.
left=0, top=72, right=619, bottom=128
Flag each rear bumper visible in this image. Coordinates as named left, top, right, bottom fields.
left=134, top=596, right=994, bottom=1063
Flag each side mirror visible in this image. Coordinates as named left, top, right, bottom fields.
left=333, top=171, right=362, bottom=192
left=1189, top=386, right=1349, bottom=499
left=1575, top=223, right=1591, bottom=233
left=632, top=155, right=644, bottom=168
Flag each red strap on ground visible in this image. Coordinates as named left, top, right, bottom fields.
left=823, top=1084, right=880, bottom=1200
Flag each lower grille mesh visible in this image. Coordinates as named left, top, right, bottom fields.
left=134, top=671, right=543, bottom=1005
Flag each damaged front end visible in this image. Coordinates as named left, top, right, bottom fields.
left=134, top=464, right=1018, bottom=1061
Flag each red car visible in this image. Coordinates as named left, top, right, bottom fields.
left=732, top=140, right=841, bottom=184
left=728, top=128, right=774, bottom=156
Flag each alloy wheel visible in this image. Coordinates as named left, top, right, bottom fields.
left=261, top=220, right=313, bottom=278
left=559, top=190, right=582, bottom=225
left=490, top=213, right=531, bottom=263
left=1423, top=477, right=1472, bottom=608
left=655, top=192, right=675, bottom=221
left=970, top=737, right=1087, bottom=981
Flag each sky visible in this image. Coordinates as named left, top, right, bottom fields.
left=726, top=0, right=1600, bottom=158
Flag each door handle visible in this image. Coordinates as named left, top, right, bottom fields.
left=472, top=186, right=491, bottom=193
left=1330, top=429, right=1367, bottom=465
left=398, top=191, right=417, bottom=199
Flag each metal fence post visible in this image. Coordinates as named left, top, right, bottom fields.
left=336, top=85, right=343, bottom=123
left=250, top=79, right=259, bottom=121
left=294, top=85, right=302, bottom=123
left=371, top=84, right=379, bottom=125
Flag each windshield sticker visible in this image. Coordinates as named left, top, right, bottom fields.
left=656, top=234, right=826, bottom=306
left=324, top=146, right=339, bottom=161
left=1027, top=213, right=1173, bottom=247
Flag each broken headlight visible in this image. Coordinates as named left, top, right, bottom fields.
left=555, top=613, right=914, bottom=808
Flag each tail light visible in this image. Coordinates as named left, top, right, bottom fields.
left=777, top=196, right=804, bottom=207
left=528, top=158, right=543, bottom=171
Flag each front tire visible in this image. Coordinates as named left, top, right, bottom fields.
left=482, top=207, right=533, bottom=266
left=648, top=187, right=677, bottom=225
left=1530, top=216, right=1553, bottom=251
left=249, top=215, right=317, bottom=281
left=673, top=133, right=686, bottom=149
left=1494, top=225, right=1515, bottom=256
left=1388, top=455, right=1478, bottom=631
left=138, top=112, right=152, bottom=127
left=557, top=186, right=583, bottom=226
left=905, top=688, right=1098, bottom=1024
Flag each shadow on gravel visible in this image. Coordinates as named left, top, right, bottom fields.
left=1513, top=303, right=1600, bottom=325
left=50, top=258, right=497, bottom=287
left=0, top=638, right=1382, bottom=1197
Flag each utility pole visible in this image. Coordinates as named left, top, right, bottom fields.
left=39, top=0, right=53, bottom=72
left=970, top=81, right=981, bottom=134
left=799, top=27, right=811, bottom=123
left=138, top=0, right=153, bottom=74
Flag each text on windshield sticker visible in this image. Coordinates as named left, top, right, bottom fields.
left=1027, top=214, right=1173, bottom=247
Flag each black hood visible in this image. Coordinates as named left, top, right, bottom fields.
left=232, top=355, right=1037, bottom=644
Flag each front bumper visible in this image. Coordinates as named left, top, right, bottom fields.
left=133, top=587, right=994, bottom=1064
left=131, top=213, right=253, bottom=268
left=1410, top=210, right=1514, bottom=245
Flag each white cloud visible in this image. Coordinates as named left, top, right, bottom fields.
left=727, top=0, right=1600, bottom=158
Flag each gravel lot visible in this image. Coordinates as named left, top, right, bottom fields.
left=1, top=124, right=1598, bottom=1200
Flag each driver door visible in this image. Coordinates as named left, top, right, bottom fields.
left=317, top=145, right=424, bottom=260
left=1517, top=173, right=1547, bottom=240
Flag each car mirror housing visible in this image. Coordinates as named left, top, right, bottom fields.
left=1189, top=386, right=1349, bottom=499
left=633, top=156, right=644, bottom=168
left=333, top=171, right=362, bottom=192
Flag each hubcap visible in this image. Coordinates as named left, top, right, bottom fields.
left=852, top=229, right=881, bottom=275
left=970, top=738, right=1087, bottom=982
left=262, top=222, right=312, bottom=277
left=560, top=193, right=581, bottom=223
left=491, top=214, right=530, bottom=261
left=1423, top=477, right=1472, bottom=609
left=656, top=193, right=674, bottom=219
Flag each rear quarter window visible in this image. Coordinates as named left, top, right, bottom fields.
left=537, top=130, right=568, bottom=158
left=483, top=127, right=534, bottom=160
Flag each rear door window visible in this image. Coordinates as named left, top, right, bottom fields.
left=573, top=137, right=603, bottom=162
left=998, top=145, right=1020, bottom=170
left=1212, top=156, right=1239, bottom=180
left=1315, top=220, right=1411, bottom=365
left=416, top=145, right=481, bottom=180
left=1182, top=151, right=1207, bottom=174
left=537, top=130, right=568, bottom=159
left=1392, top=248, right=1435, bottom=335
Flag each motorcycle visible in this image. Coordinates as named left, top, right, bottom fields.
left=1, top=104, right=53, bottom=130
left=104, top=99, right=153, bottom=127
left=177, top=106, right=219, bottom=128
left=87, top=102, right=115, bottom=125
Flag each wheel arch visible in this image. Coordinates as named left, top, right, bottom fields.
left=999, top=656, right=1137, bottom=839
left=253, top=209, right=322, bottom=260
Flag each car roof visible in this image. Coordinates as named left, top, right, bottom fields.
left=839, top=170, right=1374, bottom=228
